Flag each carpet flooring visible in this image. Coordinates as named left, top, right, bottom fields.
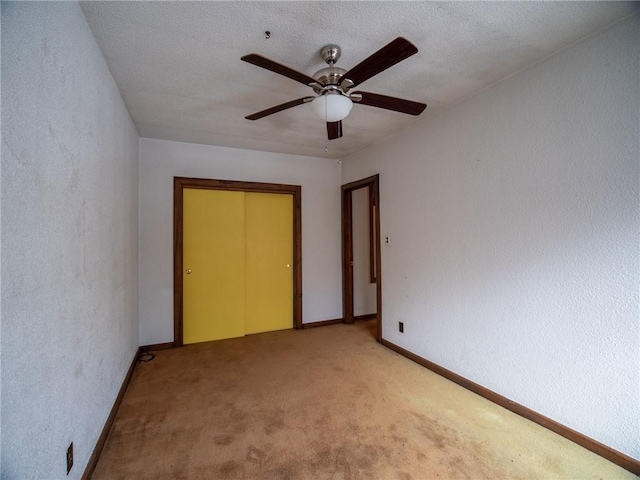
left=92, top=321, right=635, bottom=479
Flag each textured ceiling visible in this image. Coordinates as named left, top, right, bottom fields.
left=80, top=1, right=637, bottom=159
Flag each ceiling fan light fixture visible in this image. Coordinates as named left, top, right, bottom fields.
left=311, top=92, right=353, bottom=122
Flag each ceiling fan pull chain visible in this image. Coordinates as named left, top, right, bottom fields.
left=325, top=96, right=329, bottom=153
left=325, top=93, right=328, bottom=121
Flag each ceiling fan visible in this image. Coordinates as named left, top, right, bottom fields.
left=241, top=37, right=427, bottom=140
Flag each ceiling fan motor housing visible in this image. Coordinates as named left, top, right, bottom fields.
left=312, top=66, right=348, bottom=93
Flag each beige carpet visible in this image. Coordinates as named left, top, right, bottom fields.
left=93, top=321, right=636, bottom=479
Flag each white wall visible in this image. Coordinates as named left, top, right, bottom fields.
left=1, top=2, right=139, bottom=478
left=342, top=15, right=639, bottom=460
left=139, top=138, right=342, bottom=345
left=352, top=187, right=376, bottom=316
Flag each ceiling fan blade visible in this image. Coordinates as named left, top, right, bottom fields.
left=352, top=91, right=426, bottom=116
left=245, top=97, right=314, bottom=121
left=339, top=37, right=418, bottom=88
left=327, top=121, right=343, bottom=140
left=241, top=54, right=319, bottom=87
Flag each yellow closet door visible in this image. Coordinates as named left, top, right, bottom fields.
left=244, top=192, right=294, bottom=334
left=183, top=188, right=245, bottom=344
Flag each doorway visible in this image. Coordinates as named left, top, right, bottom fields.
left=173, top=177, right=302, bottom=346
left=342, top=174, right=382, bottom=342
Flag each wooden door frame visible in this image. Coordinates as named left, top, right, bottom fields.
left=342, top=174, right=382, bottom=342
left=173, top=177, right=302, bottom=347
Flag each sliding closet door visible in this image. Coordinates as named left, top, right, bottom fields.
left=244, top=192, right=294, bottom=335
left=182, top=188, right=245, bottom=344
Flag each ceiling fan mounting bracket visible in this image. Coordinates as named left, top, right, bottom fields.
left=320, top=44, right=341, bottom=65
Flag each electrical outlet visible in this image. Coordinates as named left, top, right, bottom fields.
left=399, top=322, right=404, bottom=333
left=66, top=442, right=73, bottom=475
left=385, top=235, right=391, bottom=245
